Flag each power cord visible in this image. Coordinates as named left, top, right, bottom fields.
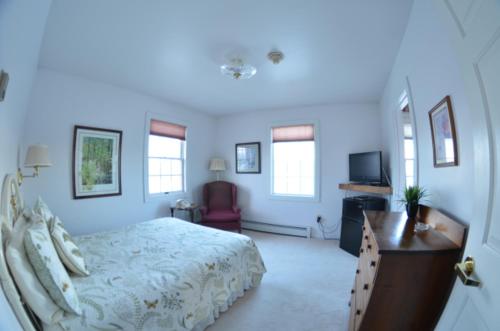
left=316, top=216, right=340, bottom=240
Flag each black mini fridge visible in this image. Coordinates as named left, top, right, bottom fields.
left=339, top=195, right=386, bottom=257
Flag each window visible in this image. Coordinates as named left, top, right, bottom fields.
left=147, top=119, right=186, bottom=196
left=399, top=92, right=417, bottom=188
left=271, top=124, right=318, bottom=199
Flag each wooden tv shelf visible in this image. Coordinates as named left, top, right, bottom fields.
left=339, top=183, right=392, bottom=195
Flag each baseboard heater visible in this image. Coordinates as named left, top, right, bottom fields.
left=242, top=220, right=311, bottom=239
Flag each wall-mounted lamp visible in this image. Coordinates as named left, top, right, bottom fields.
left=209, top=158, right=226, bottom=181
left=0, top=70, right=9, bottom=102
left=17, top=145, right=52, bottom=185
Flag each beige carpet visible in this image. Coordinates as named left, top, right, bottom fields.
left=206, top=230, right=358, bottom=331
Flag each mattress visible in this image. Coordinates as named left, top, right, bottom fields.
left=44, top=217, right=266, bottom=331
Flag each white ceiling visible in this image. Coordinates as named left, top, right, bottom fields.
left=39, top=0, right=413, bottom=115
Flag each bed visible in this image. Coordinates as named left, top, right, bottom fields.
left=0, top=175, right=266, bottom=331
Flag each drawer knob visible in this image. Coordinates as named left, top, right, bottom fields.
left=360, top=248, right=364, bottom=253
left=351, top=289, right=355, bottom=294
left=370, top=261, right=376, bottom=267
left=356, top=309, right=361, bottom=315
left=364, top=235, right=368, bottom=240
left=363, top=226, right=366, bottom=231
left=363, top=284, right=369, bottom=290
left=367, top=244, right=372, bottom=250
left=356, top=269, right=360, bottom=274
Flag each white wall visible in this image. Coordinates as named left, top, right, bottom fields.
left=214, top=104, right=382, bottom=238
left=380, top=0, right=473, bottom=225
left=22, top=69, right=216, bottom=235
left=0, top=1, right=52, bottom=330
left=0, top=0, right=51, bottom=184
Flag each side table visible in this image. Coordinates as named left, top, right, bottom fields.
left=170, top=205, right=198, bottom=223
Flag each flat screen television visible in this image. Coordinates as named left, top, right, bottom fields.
left=349, top=151, right=382, bottom=184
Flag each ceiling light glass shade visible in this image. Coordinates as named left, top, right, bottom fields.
left=220, top=59, right=256, bottom=80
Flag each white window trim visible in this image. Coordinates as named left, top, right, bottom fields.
left=397, top=80, right=419, bottom=193
left=269, top=119, right=321, bottom=202
left=143, top=112, right=189, bottom=202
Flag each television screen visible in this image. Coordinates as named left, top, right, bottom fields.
left=349, top=151, right=382, bottom=184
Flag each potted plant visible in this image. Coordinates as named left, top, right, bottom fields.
left=400, top=186, right=428, bottom=219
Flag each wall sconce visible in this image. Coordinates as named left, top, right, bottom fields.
left=17, top=145, right=52, bottom=185
left=209, top=158, right=226, bottom=181
left=0, top=70, right=9, bottom=102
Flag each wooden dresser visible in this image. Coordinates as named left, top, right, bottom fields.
left=348, top=206, right=467, bottom=331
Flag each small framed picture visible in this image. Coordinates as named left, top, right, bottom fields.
left=235, top=142, right=261, bottom=174
left=428, top=96, right=458, bottom=167
left=73, top=125, right=122, bottom=199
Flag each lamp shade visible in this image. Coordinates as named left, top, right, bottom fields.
left=209, top=158, right=226, bottom=171
left=24, top=145, right=52, bottom=168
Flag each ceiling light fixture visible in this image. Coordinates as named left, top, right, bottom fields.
left=267, top=51, right=284, bottom=64
left=220, top=58, right=256, bottom=80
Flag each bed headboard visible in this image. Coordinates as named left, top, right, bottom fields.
left=0, top=174, right=37, bottom=331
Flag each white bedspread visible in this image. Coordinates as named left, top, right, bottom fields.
left=45, top=218, right=266, bottom=331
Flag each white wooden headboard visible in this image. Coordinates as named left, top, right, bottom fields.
left=0, top=174, right=37, bottom=331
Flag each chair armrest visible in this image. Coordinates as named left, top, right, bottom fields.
left=232, top=206, right=241, bottom=214
left=200, top=206, right=208, bottom=215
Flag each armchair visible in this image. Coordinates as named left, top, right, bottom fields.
left=200, top=181, right=241, bottom=233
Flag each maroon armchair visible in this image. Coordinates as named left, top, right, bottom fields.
left=200, top=181, right=241, bottom=233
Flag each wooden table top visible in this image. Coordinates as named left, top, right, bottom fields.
left=364, top=210, right=461, bottom=254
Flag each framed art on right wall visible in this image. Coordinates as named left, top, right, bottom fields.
left=428, top=95, right=458, bottom=167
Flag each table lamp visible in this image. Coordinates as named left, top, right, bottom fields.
left=209, top=158, right=226, bottom=181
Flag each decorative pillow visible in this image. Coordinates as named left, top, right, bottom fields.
left=5, top=213, right=65, bottom=324
left=32, top=196, right=54, bottom=223
left=49, top=216, right=89, bottom=277
left=24, top=218, right=82, bottom=315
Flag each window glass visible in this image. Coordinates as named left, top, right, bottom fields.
left=148, top=134, right=184, bottom=194
left=400, top=91, right=417, bottom=188
left=272, top=140, right=315, bottom=197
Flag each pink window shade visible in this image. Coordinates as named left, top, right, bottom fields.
left=272, top=124, right=315, bottom=142
left=150, top=119, right=186, bottom=141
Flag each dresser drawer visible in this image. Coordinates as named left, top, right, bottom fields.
left=354, top=273, right=366, bottom=330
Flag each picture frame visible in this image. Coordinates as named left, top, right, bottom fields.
left=73, top=125, right=122, bottom=199
left=428, top=96, right=458, bottom=167
left=235, top=142, right=261, bottom=174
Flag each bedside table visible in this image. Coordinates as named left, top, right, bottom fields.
left=170, top=205, right=198, bottom=223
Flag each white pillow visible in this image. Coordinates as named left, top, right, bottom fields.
left=32, top=196, right=53, bottom=223
left=49, top=217, right=89, bottom=277
left=5, top=213, right=65, bottom=324
left=24, top=218, right=82, bottom=315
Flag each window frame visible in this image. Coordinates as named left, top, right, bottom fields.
left=397, top=85, right=419, bottom=192
left=269, top=120, right=320, bottom=202
left=143, top=113, right=188, bottom=202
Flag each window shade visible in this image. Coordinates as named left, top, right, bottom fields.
left=272, top=124, right=314, bottom=143
left=150, top=119, right=186, bottom=141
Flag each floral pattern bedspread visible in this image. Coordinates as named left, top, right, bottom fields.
left=50, top=218, right=266, bottom=331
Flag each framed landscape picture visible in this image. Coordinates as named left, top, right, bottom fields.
left=429, top=96, right=458, bottom=167
left=235, top=142, right=261, bottom=174
left=73, top=126, right=122, bottom=199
